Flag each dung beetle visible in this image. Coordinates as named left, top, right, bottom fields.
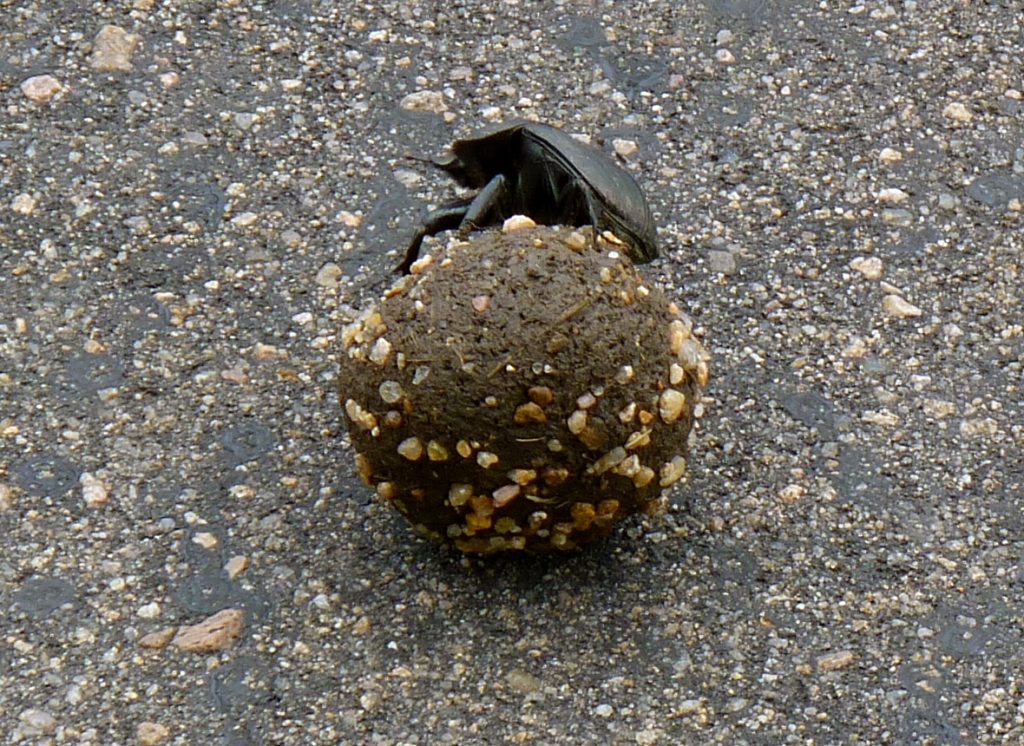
left=397, top=120, right=658, bottom=273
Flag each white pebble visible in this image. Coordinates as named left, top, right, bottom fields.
left=876, top=188, right=908, bottom=204
left=849, top=256, right=883, bottom=280
left=502, top=214, right=537, bottom=232
left=878, top=147, right=902, bottom=164
left=612, top=138, right=639, bottom=158
left=11, top=193, right=37, bottom=215
left=20, top=75, right=62, bottom=102
left=942, top=102, right=973, bottom=123
left=882, top=294, right=922, bottom=318
left=137, top=602, right=161, bottom=619
left=80, top=472, right=110, bottom=508
left=400, top=90, right=445, bottom=113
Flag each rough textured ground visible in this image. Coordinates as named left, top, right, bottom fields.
left=2, top=1, right=1022, bottom=744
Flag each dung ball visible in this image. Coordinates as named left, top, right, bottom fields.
left=338, top=224, right=709, bottom=554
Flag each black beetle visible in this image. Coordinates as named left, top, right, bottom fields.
left=397, top=120, right=658, bottom=273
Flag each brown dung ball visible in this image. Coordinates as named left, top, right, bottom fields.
left=338, top=223, right=709, bottom=554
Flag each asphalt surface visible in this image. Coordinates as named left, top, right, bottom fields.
left=2, top=2, right=1023, bottom=744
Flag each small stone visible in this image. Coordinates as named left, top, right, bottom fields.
left=565, top=231, right=587, bottom=251
left=137, top=721, right=171, bottom=746
left=481, top=105, right=502, bottom=121
left=234, top=112, right=255, bottom=129
left=279, top=229, right=302, bottom=248
left=0, top=483, right=14, bottom=512
left=658, top=389, right=687, bottom=424
left=503, top=214, right=537, bottom=232
left=125, top=215, right=151, bottom=233
left=281, top=78, right=303, bottom=92
left=229, top=484, right=256, bottom=500
left=817, top=649, right=856, bottom=671
left=882, top=294, right=922, bottom=318
left=192, top=532, right=218, bottom=549
left=159, top=71, right=179, bottom=88
left=90, top=25, right=142, bottom=72
left=368, top=337, right=393, bottom=366
left=942, top=101, right=973, bottom=123
left=508, top=469, right=537, bottom=485
left=360, top=692, right=382, bottom=711
left=676, top=699, right=703, bottom=716
left=514, top=402, right=546, bottom=424
left=253, top=343, right=287, bottom=361
left=21, top=75, right=62, bottom=102
left=613, top=138, right=639, bottom=158
left=80, top=472, right=110, bottom=508
left=18, top=709, right=57, bottom=736
left=923, top=399, right=956, bottom=419
left=595, top=703, right=614, bottom=717
left=181, top=130, right=207, bottom=147
left=505, top=670, right=541, bottom=694
left=715, top=48, right=736, bottom=64
left=232, top=211, right=259, bottom=227
left=878, top=147, right=903, bottom=164
left=624, top=429, right=650, bottom=450
left=876, top=187, right=909, bottom=204
left=567, top=409, right=587, bottom=435
left=224, top=555, right=249, bottom=579
left=397, top=437, right=424, bottom=461
left=171, top=608, right=245, bottom=652
left=716, top=29, right=734, bottom=45
left=378, top=380, right=404, bottom=404
left=393, top=168, right=422, bottom=188
left=400, top=90, right=446, bottom=113
left=138, top=627, right=177, bottom=649
left=137, top=602, right=161, bottom=619
left=778, top=484, right=805, bottom=503
left=315, top=263, right=342, bottom=288
left=862, top=410, right=900, bottom=427
left=11, top=193, right=37, bottom=215
left=843, top=337, right=868, bottom=358
left=220, top=367, right=248, bottom=384
left=960, top=418, right=999, bottom=438
left=427, top=440, right=450, bottom=461
left=493, top=484, right=520, bottom=508
left=881, top=208, right=913, bottom=226
left=850, top=256, right=883, bottom=280
left=338, top=210, right=362, bottom=227
left=476, top=451, right=499, bottom=468
left=668, top=319, right=691, bottom=356
left=658, top=456, right=687, bottom=487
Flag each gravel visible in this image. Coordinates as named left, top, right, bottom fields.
left=2, top=1, right=1022, bottom=744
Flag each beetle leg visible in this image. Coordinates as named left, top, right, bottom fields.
left=579, top=183, right=603, bottom=251
left=396, top=198, right=473, bottom=274
left=458, top=174, right=510, bottom=234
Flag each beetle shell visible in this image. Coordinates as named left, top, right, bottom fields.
left=436, top=121, right=659, bottom=263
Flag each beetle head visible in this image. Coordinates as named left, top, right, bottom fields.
left=432, top=153, right=481, bottom=188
